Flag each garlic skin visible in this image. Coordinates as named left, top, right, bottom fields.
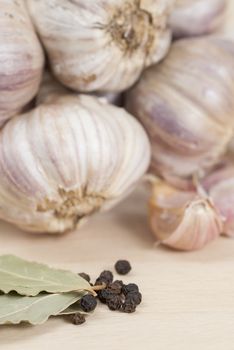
left=150, top=182, right=223, bottom=251
left=170, top=0, right=227, bottom=38
left=0, top=94, right=150, bottom=233
left=27, top=0, right=174, bottom=92
left=0, top=0, right=44, bottom=127
left=126, top=38, right=234, bottom=186
left=202, top=164, right=234, bottom=237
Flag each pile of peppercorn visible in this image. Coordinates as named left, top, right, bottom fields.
left=69, top=260, right=142, bottom=325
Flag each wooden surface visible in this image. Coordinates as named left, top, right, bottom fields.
left=1, top=2, right=234, bottom=350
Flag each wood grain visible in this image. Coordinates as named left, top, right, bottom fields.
left=1, top=2, right=234, bottom=349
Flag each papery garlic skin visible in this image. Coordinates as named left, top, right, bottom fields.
left=0, top=0, right=44, bottom=126
left=0, top=94, right=150, bottom=233
left=150, top=182, right=223, bottom=251
left=27, top=0, right=174, bottom=92
left=202, top=165, right=234, bottom=237
left=170, top=0, right=227, bottom=38
left=126, top=38, right=234, bottom=185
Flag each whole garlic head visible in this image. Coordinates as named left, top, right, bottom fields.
left=170, top=0, right=227, bottom=38
left=27, top=0, right=174, bottom=92
left=126, top=37, right=234, bottom=186
left=0, top=0, right=44, bottom=127
left=0, top=94, right=150, bottom=233
left=149, top=181, right=223, bottom=251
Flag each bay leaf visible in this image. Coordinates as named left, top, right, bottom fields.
left=0, top=255, right=92, bottom=296
left=0, top=292, right=85, bottom=325
left=59, top=304, right=86, bottom=315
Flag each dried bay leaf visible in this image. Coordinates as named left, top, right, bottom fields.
left=0, top=292, right=85, bottom=325
left=0, top=255, right=92, bottom=296
left=59, top=303, right=86, bottom=315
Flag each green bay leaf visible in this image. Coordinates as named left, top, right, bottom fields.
left=59, top=303, right=87, bottom=315
left=0, top=292, right=84, bottom=325
left=0, top=255, right=92, bottom=296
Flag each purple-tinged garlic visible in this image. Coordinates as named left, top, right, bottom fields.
left=27, top=0, right=174, bottom=92
left=149, top=181, right=223, bottom=251
left=202, top=164, right=234, bottom=237
left=170, top=0, right=227, bottom=38
left=0, top=0, right=44, bottom=127
left=0, top=94, right=150, bottom=233
left=126, top=37, right=234, bottom=187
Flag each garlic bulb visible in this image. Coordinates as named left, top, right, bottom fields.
left=150, top=181, right=223, bottom=251
left=0, top=94, right=150, bottom=233
left=170, top=0, right=227, bottom=38
left=202, top=164, right=234, bottom=237
left=0, top=0, right=44, bottom=127
left=27, top=0, right=174, bottom=92
left=126, top=37, right=234, bottom=187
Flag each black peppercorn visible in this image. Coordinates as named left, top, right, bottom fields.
left=80, top=294, right=97, bottom=312
left=126, top=291, right=142, bottom=306
left=108, top=280, right=123, bottom=294
left=122, top=283, right=139, bottom=295
left=99, top=270, right=114, bottom=284
left=106, top=295, right=123, bottom=311
left=122, top=300, right=136, bottom=313
left=70, top=313, right=86, bottom=325
left=78, top=272, right=91, bottom=283
left=98, top=288, right=116, bottom=303
left=95, top=270, right=113, bottom=286
left=115, top=260, right=131, bottom=275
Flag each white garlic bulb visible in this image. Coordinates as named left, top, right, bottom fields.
left=27, top=0, right=174, bottom=92
left=126, top=37, right=234, bottom=187
left=170, top=0, right=227, bottom=38
left=149, top=181, right=223, bottom=251
left=0, top=0, right=44, bottom=127
left=0, top=94, right=150, bottom=233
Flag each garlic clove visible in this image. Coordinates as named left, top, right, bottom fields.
left=170, top=0, right=227, bottom=38
left=126, top=37, right=234, bottom=185
left=27, top=0, right=174, bottom=92
left=0, top=0, right=44, bottom=126
left=0, top=94, right=151, bottom=233
left=202, top=164, right=234, bottom=237
left=150, top=182, right=223, bottom=251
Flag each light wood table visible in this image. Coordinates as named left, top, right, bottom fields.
left=1, top=2, right=234, bottom=350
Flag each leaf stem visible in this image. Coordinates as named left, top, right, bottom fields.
left=91, top=283, right=107, bottom=292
